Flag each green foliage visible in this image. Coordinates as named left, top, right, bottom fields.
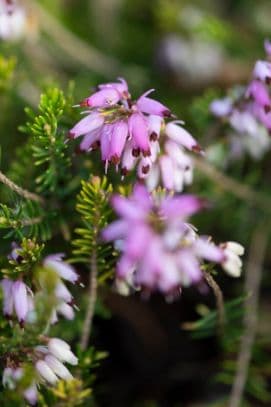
left=39, top=347, right=107, bottom=406
left=0, top=200, right=50, bottom=241
left=0, top=237, right=44, bottom=280
left=189, top=88, right=221, bottom=133
left=47, top=379, right=92, bottom=407
left=7, top=139, right=37, bottom=191
left=20, top=88, right=71, bottom=196
left=183, top=295, right=246, bottom=339
left=72, top=176, right=117, bottom=281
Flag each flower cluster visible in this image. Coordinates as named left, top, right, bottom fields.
left=0, top=243, right=80, bottom=403
left=0, top=0, right=26, bottom=41
left=1, top=246, right=78, bottom=326
left=69, top=78, right=202, bottom=192
left=102, top=184, right=244, bottom=296
left=3, top=337, right=77, bottom=405
left=210, top=40, right=271, bottom=160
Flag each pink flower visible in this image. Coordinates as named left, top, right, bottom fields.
left=165, top=122, right=202, bottom=152
left=98, top=77, right=130, bottom=98
left=246, top=80, right=271, bottom=110
left=102, top=185, right=237, bottom=296
left=136, top=89, right=171, bottom=117
left=81, top=88, right=121, bottom=108
left=70, top=79, right=197, bottom=180
left=70, top=79, right=203, bottom=189
left=1, top=278, right=32, bottom=326
left=69, top=112, right=104, bottom=139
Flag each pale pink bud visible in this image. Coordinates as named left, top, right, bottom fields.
left=48, top=338, right=78, bottom=365
left=12, top=280, right=28, bottom=325
left=165, top=122, right=202, bottom=152
left=45, top=355, right=73, bottom=380
left=24, top=383, right=38, bottom=405
left=82, top=88, right=120, bottom=107
left=35, top=360, right=58, bottom=385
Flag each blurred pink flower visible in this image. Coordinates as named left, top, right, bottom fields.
left=102, top=184, right=242, bottom=296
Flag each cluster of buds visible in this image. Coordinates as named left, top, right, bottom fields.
left=2, top=366, right=38, bottom=404
left=0, top=245, right=79, bottom=326
left=2, top=337, right=77, bottom=405
left=0, top=0, right=26, bottom=40
left=210, top=40, right=271, bottom=160
left=102, top=184, right=244, bottom=296
left=69, top=78, right=202, bottom=192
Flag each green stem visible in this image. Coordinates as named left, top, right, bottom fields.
left=80, top=251, right=98, bottom=351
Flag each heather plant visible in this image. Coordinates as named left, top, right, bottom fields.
left=0, top=1, right=270, bottom=407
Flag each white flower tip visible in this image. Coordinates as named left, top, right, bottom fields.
left=225, top=241, right=245, bottom=256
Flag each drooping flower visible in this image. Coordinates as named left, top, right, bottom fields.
left=47, top=337, right=78, bottom=365
left=102, top=184, right=244, bottom=296
left=69, top=79, right=202, bottom=189
left=1, top=278, right=32, bottom=326
left=220, top=241, right=245, bottom=277
left=35, top=338, right=77, bottom=384
left=0, top=247, right=79, bottom=325
left=2, top=338, right=77, bottom=404
left=43, top=254, right=79, bottom=323
left=144, top=123, right=197, bottom=192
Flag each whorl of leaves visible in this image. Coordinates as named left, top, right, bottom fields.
left=0, top=201, right=50, bottom=241
left=20, top=88, right=71, bottom=196
left=72, top=176, right=116, bottom=281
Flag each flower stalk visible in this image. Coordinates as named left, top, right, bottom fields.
left=0, top=170, right=44, bottom=204
left=80, top=251, right=98, bottom=351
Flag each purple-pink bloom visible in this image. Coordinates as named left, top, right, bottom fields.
left=128, top=112, right=150, bottom=156
left=246, top=80, right=271, bottom=110
left=69, top=78, right=201, bottom=184
left=98, top=77, right=130, bottom=98
left=81, top=87, right=121, bottom=108
left=102, top=184, right=235, bottom=296
left=136, top=90, right=171, bottom=117
left=69, top=112, right=104, bottom=139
